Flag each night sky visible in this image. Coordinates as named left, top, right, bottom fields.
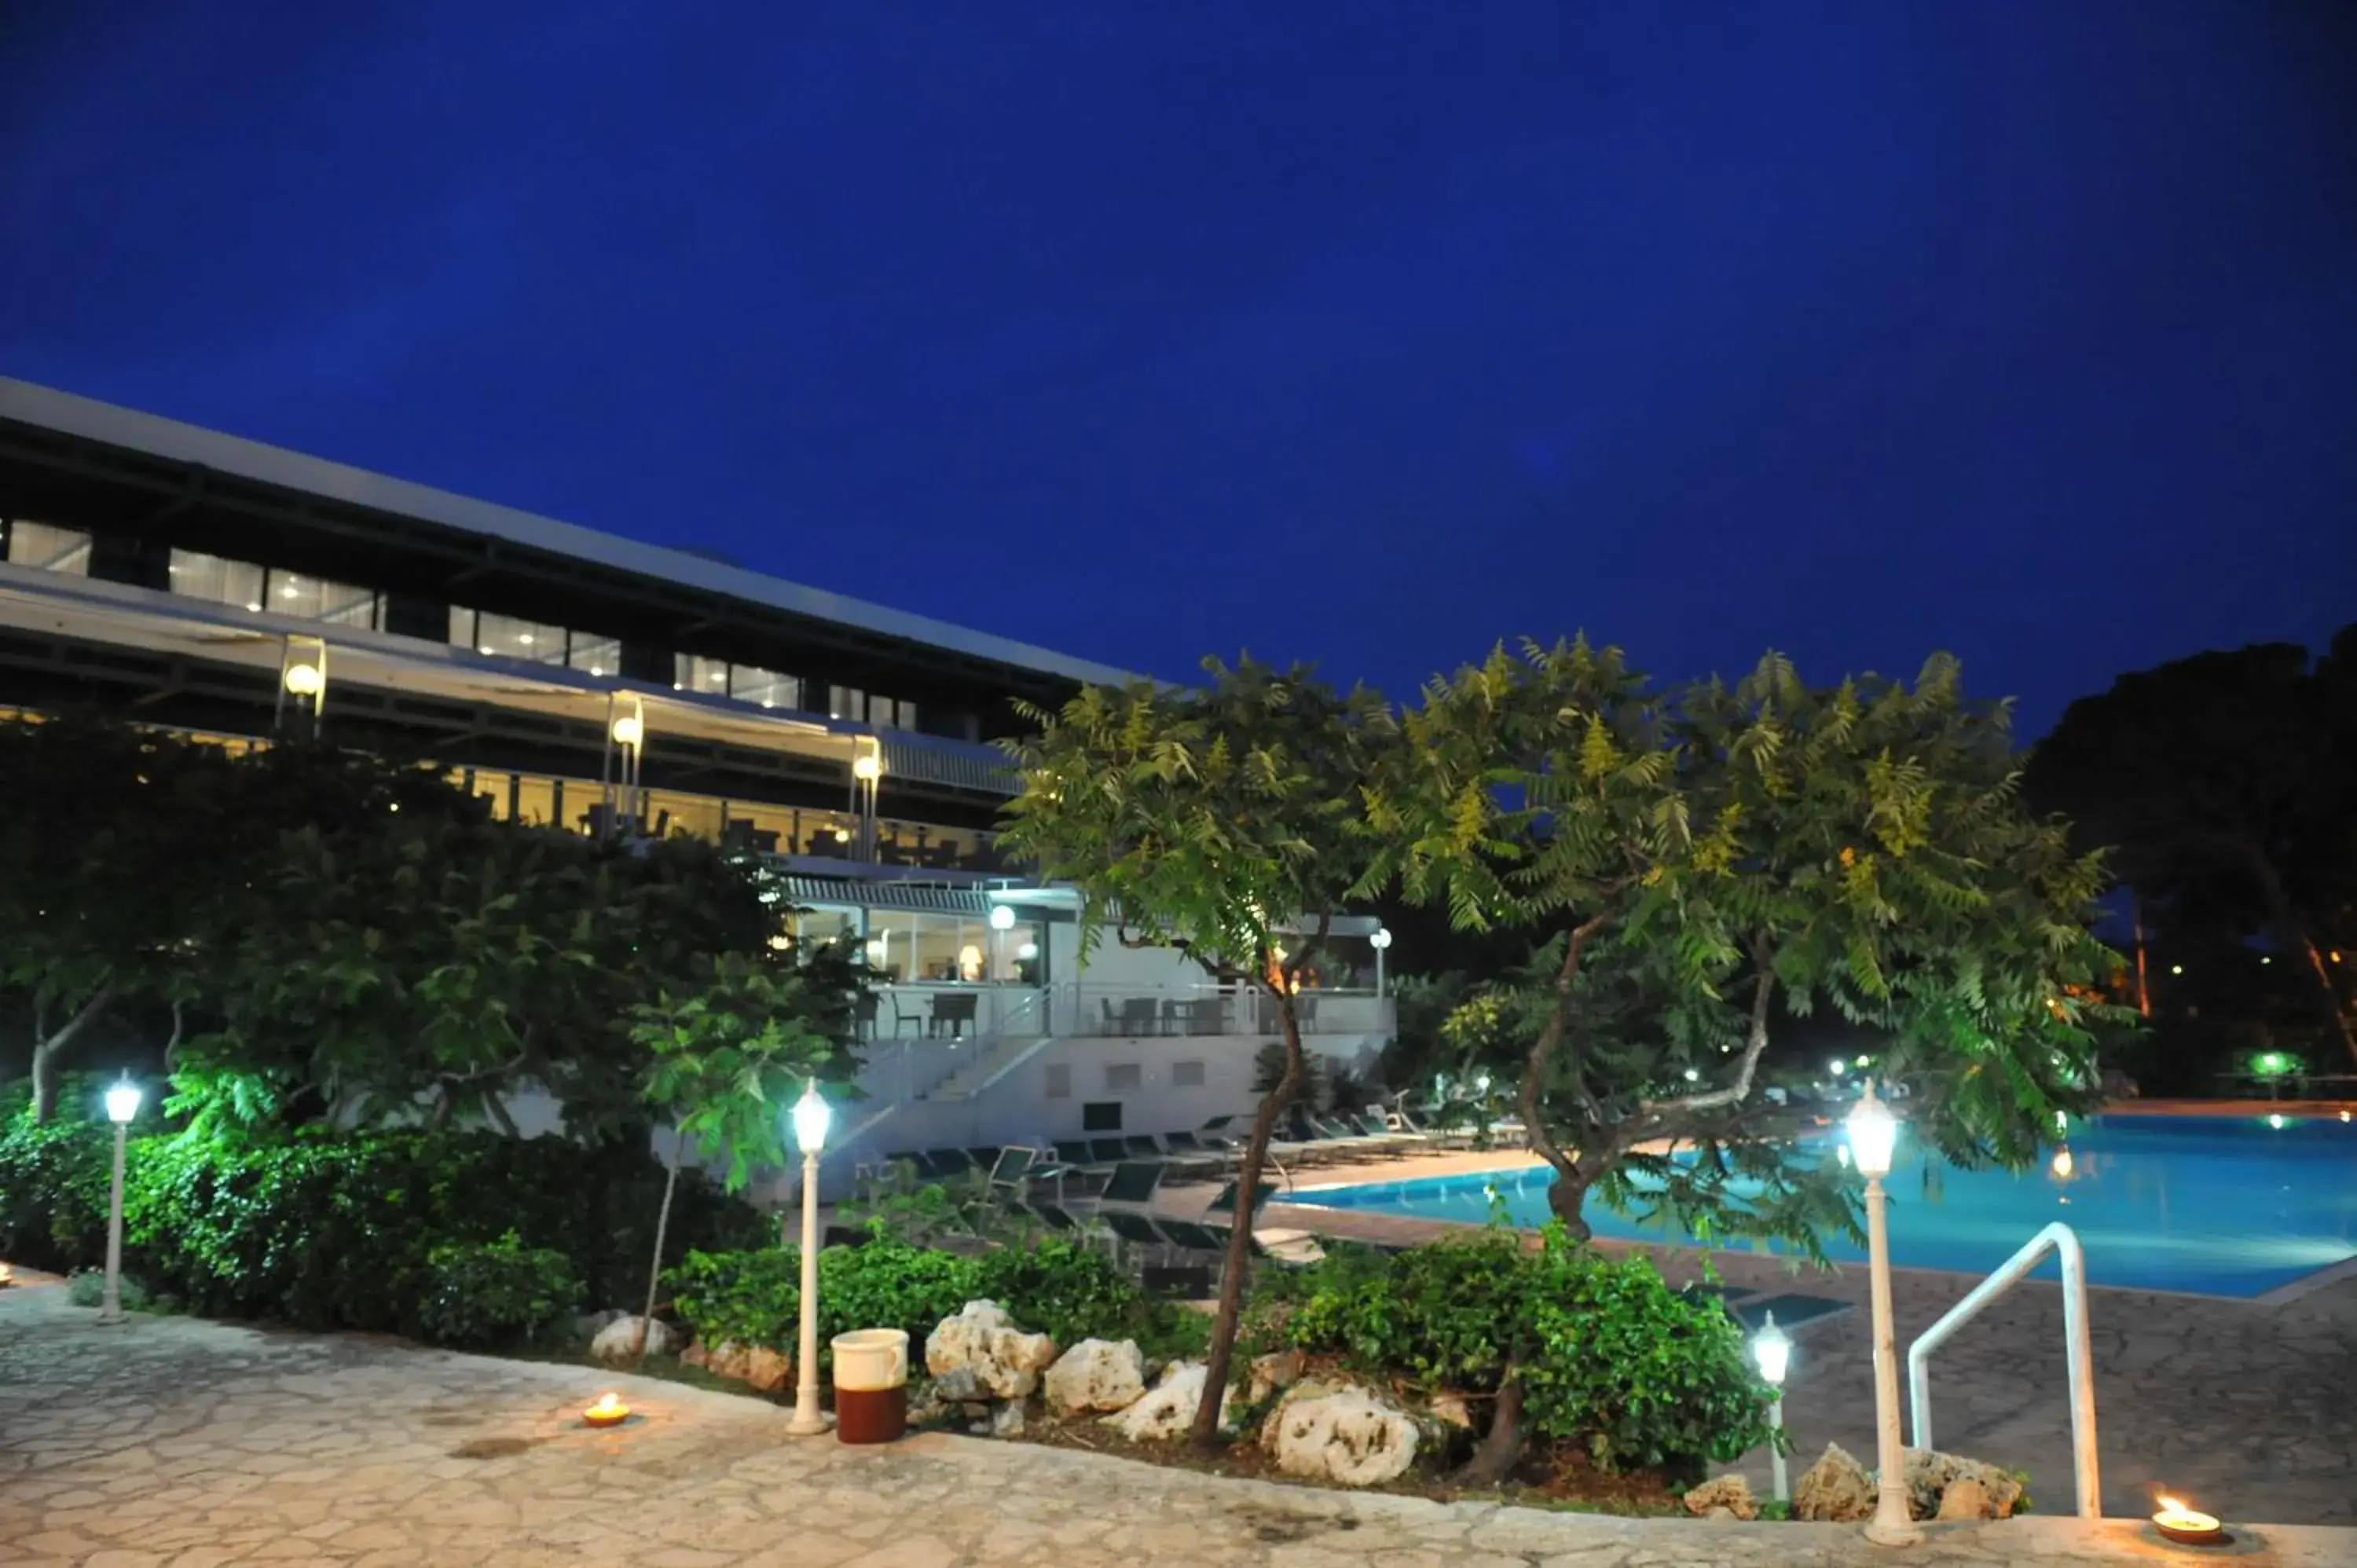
left=5, top=3, right=2352, bottom=731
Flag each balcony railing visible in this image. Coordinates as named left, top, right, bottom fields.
left=1053, top=983, right=1392, bottom=1040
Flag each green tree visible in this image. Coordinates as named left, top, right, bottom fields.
left=0, top=716, right=473, bottom=1121
left=1382, top=644, right=2121, bottom=1243
left=631, top=950, right=857, bottom=1359
left=998, top=656, right=1391, bottom=1446
left=2027, top=628, right=2357, bottom=1068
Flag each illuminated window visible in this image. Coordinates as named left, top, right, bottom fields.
left=167, top=549, right=266, bottom=612
left=676, top=654, right=731, bottom=694
left=729, top=665, right=801, bottom=710
left=827, top=684, right=863, bottom=721
left=476, top=613, right=567, bottom=665
left=270, top=570, right=376, bottom=628
left=4, top=520, right=92, bottom=575
left=568, top=634, right=621, bottom=678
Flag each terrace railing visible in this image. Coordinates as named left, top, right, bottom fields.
left=1050, top=983, right=1393, bottom=1040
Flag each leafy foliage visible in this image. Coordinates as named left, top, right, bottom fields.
left=419, top=1231, right=584, bottom=1350
left=998, top=655, right=1394, bottom=1441
left=1376, top=641, right=2127, bottom=1250
left=2027, top=627, right=2357, bottom=1067
left=665, top=1236, right=1208, bottom=1367
left=84, top=1126, right=764, bottom=1335
left=0, top=1106, right=115, bottom=1270
left=1265, top=1225, right=1773, bottom=1472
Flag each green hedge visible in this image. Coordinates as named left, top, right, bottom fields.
left=1266, top=1225, right=1774, bottom=1471
left=0, top=1114, right=767, bottom=1338
left=419, top=1233, right=585, bottom=1350
left=665, top=1236, right=1210, bottom=1368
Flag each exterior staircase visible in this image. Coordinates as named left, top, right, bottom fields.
left=916, top=1031, right=1058, bottom=1101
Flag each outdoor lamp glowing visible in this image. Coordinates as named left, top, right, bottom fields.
left=104, top=1077, right=142, bottom=1126
left=1827, top=1057, right=1846, bottom=1077
left=1845, top=1080, right=1898, bottom=1179
left=282, top=661, right=324, bottom=698
left=583, top=1392, right=630, bottom=1428
left=2151, top=1497, right=2224, bottom=1546
left=851, top=752, right=883, bottom=782
left=1369, top=927, right=1392, bottom=951
left=792, top=1080, right=832, bottom=1156
left=988, top=903, right=1016, bottom=931
left=610, top=714, right=643, bottom=748
left=1751, top=1310, right=1792, bottom=1387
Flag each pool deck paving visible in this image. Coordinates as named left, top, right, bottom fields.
left=1182, top=1127, right=2357, bottom=1531
left=3, top=1281, right=2352, bottom=1568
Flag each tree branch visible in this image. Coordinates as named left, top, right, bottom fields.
left=1637, top=945, right=1776, bottom=1118
left=40, top=982, right=119, bottom=1053
left=1518, top=911, right=1614, bottom=1181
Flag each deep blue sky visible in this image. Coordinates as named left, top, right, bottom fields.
left=5, top=3, right=2352, bottom=731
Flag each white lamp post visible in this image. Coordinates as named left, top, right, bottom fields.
left=1369, top=925, right=1392, bottom=998
left=988, top=903, right=1015, bottom=986
left=1752, top=1310, right=1793, bottom=1504
left=98, top=1075, right=141, bottom=1325
left=787, top=1080, right=833, bottom=1436
left=1845, top=1079, right=1919, bottom=1545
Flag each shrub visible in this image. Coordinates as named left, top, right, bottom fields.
left=0, top=1112, right=115, bottom=1272
left=418, top=1232, right=584, bottom=1350
left=1272, top=1225, right=1774, bottom=1471
left=65, top=1269, right=149, bottom=1311
left=110, top=1127, right=763, bottom=1335
left=667, top=1236, right=1215, bottom=1368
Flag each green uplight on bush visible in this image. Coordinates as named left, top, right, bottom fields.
left=2252, top=1051, right=2297, bottom=1079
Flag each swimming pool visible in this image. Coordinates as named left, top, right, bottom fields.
left=1292, top=1113, right=2357, bottom=1299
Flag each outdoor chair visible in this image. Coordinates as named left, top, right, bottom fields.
left=930, top=992, right=980, bottom=1039
left=1087, top=1137, right=1136, bottom=1167
left=1091, top=1160, right=1166, bottom=1208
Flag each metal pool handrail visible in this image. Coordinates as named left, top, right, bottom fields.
left=1904, top=1220, right=2101, bottom=1519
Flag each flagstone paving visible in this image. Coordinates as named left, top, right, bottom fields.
left=2, top=1282, right=2350, bottom=1568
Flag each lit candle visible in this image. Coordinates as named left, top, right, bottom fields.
left=583, top=1392, right=630, bottom=1428
left=2151, top=1496, right=2224, bottom=1545
left=0, top=1262, right=14, bottom=1287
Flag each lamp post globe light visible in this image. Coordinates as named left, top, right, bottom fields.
left=1845, top=1079, right=1919, bottom=1545
left=1369, top=925, right=1391, bottom=998
left=1751, top=1310, right=1793, bottom=1504
left=98, top=1075, right=142, bottom=1325
left=788, top=1080, right=833, bottom=1436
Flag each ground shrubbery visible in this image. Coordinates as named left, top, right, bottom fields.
left=418, top=1233, right=585, bottom=1350
left=666, top=1233, right=1211, bottom=1368
left=1257, top=1225, right=1775, bottom=1473
left=0, top=1113, right=766, bottom=1346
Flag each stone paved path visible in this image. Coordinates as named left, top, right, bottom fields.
left=2, top=1283, right=2350, bottom=1567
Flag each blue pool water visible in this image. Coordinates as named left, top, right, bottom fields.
left=1294, top=1114, right=2357, bottom=1299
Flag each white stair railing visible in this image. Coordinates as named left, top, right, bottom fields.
left=1904, top=1220, right=2101, bottom=1519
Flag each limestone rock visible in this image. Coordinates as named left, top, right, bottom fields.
left=589, top=1315, right=678, bottom=1364
left=1428, top=1391, right=1473, bottom=1431
left=1793, top=1444, right=1876, bottom=1523
left=925, top=1301, right=1056, bottom=1401
left=1682, top=1476, right=1759, bottom=1521
left=931, top=1366, right=984, bottom=1403
left=702, top=1341, right=752, bottom=1381
left=742, top=1346, right=790, bottom=1394
left=1102, top=1361, right=1233, bottom=1442
left=680, top=1339, right=709, bottom=1369
left=1261, top=1385, right=1419, bottom=1487
left=1904, top=1449, right=2024, bottom=1521
left=576, top=1309, right=626, bottom=1340
left=1247, top=1347, right=1307, bottom=1404
left=980, top=1401, right=1026, bottom=1438
left=1937, top=1478, right=1992, bottom=1521
left=1044, top=1339, right=1147, bottom=1416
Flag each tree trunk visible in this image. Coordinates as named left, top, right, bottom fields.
left=634, top=1130, right=686, bottom=1365
left=1454, top=1361, right=1526, bottom=1486
left=1193, top=984, right=1305, bottom=1449
left=28, top=985, right=117, bottom=1124
left=2243, top=844, right=2357, bottom=1069
left=1515, top=914, right=1612, bottom=1217
left=1545, top=1172, right=1593, bottom=1240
